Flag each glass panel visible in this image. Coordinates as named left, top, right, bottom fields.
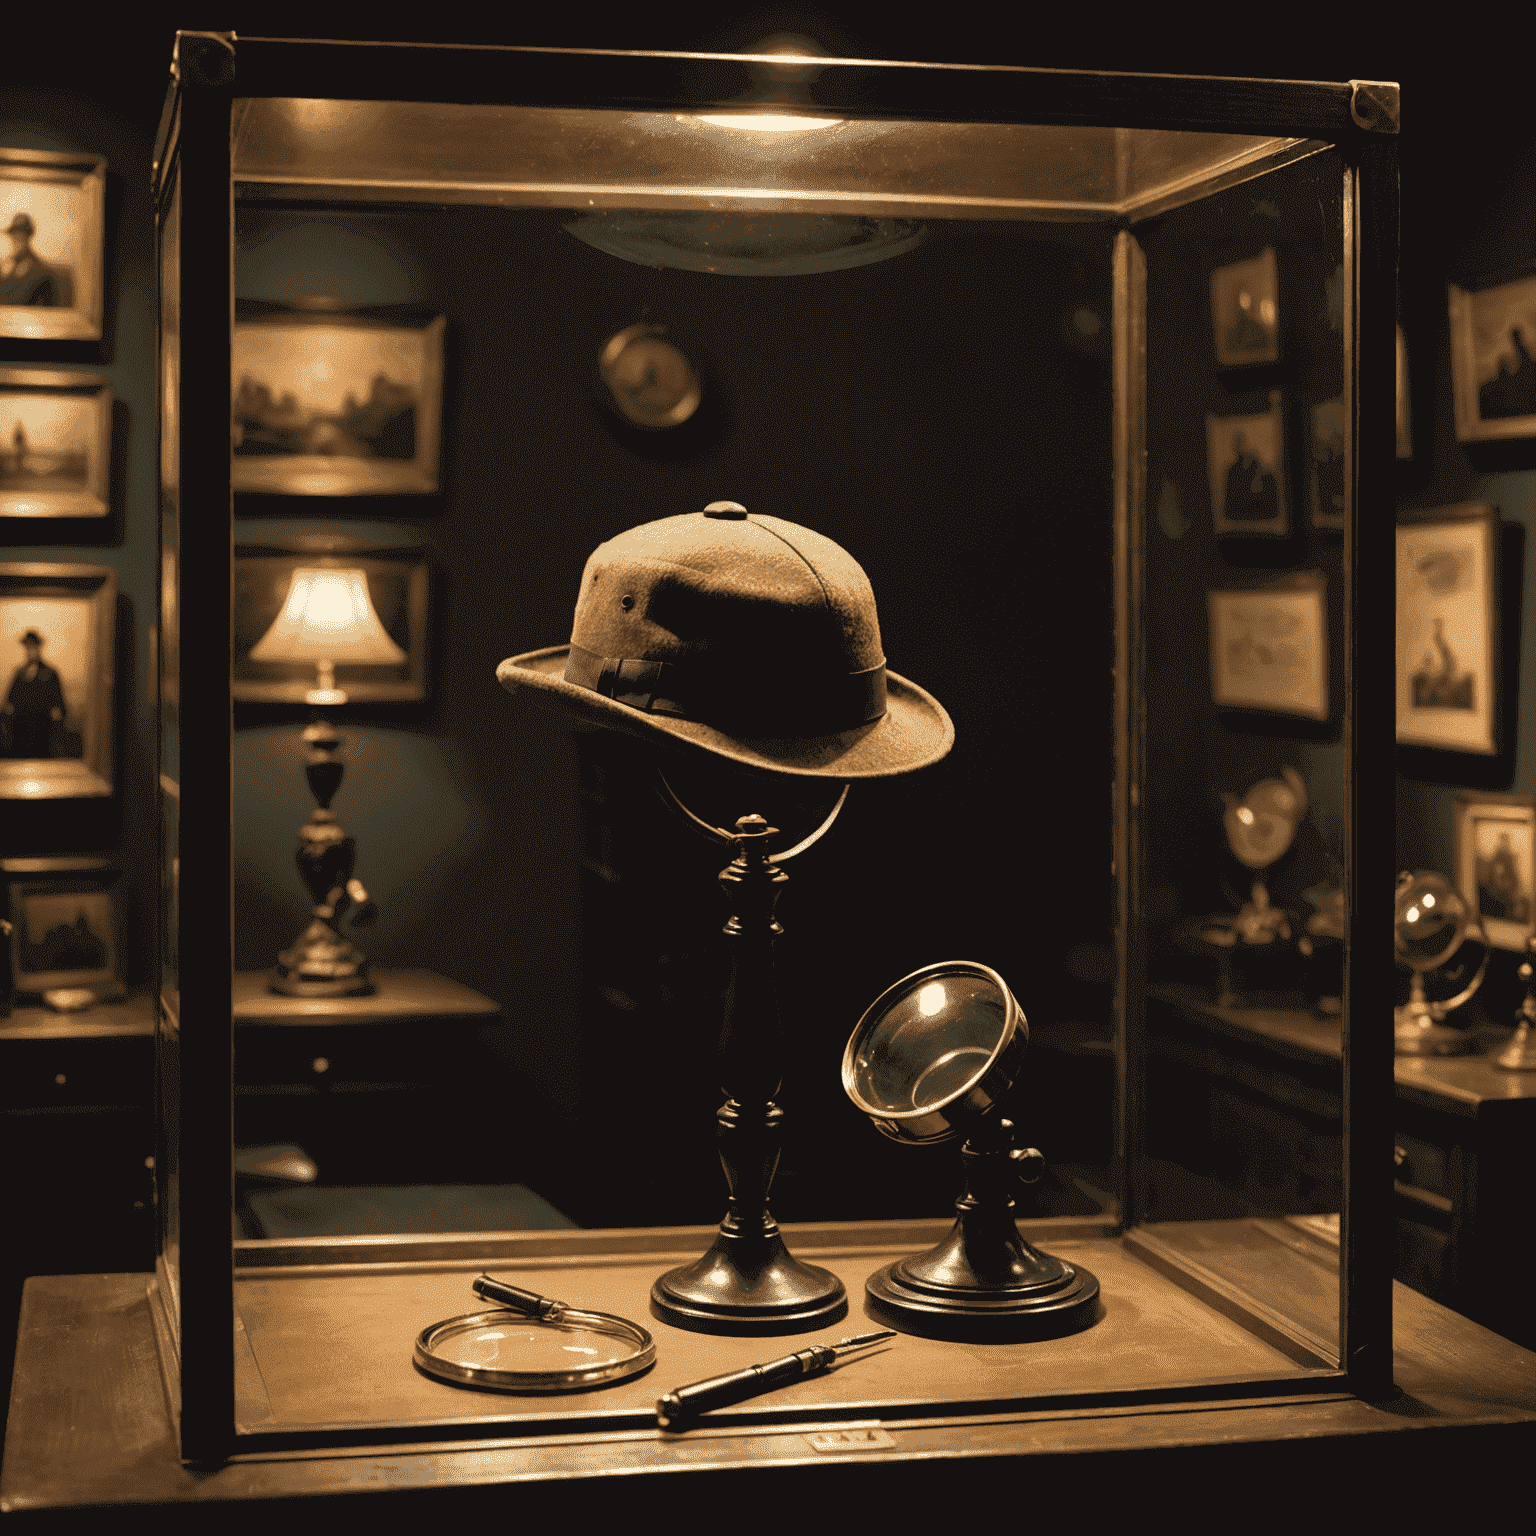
left=1139, top=150, right=1347, bottom=1264
left=232, top=98, right=1315, bottom=221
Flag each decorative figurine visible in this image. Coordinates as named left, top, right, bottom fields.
left=1394, top=869, right=1488, bottom=1056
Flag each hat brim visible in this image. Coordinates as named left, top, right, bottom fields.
left=497, top=646, right=954, bottom=780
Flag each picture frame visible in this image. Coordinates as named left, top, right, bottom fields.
left=1454, top=793, right=1536, bottom=952
left=0, top=148, right=107, bottom=343
left=1396, top=504, right=1498, bottom=755
left=1210, top=247, right=1279, bottom=367
left=2, top=856, right=125, bottom=1001
left=1207, top=390, right=1287, bottom=536
left=1448, top=273, right=1536, bottom=442
left=0, top=369, right=112, bottom=520
left=232, top=305, right=445, bottom=495
left=1208, top=571, right=1328, bottom=721
left=1308, top=395, right=1346, bottom=531
left=0, top=563, right=115, bottom=799
left=232, top=541, right=429, bottom=703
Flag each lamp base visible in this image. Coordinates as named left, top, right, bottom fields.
left=1394, top=1009, right=1474, bottom=1057
left=864, top=1206, right=1100, bottom=1342
left=651, top=1226, right=848, bottom=1336
left=269, top=919, right=374, bottom=998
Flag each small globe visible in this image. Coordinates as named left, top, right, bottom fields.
left=1394, top=871, right=1467, bottom=973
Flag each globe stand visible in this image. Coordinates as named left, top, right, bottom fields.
left=1393, top=971, right=1479, bottom=1057
left=865, top=1116, right=1100, bottom=1342
left=1394, top=871, right=1488, bottom=1059
left=650, top=795, right=848, bottom=1336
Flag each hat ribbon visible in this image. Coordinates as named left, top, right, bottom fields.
left=564, top=643, right=886, bottom=734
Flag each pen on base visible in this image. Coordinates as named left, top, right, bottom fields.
left=656, top=1330, right=897, bottom=1429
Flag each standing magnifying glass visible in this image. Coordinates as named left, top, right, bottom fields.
left=842, top=961, right=1101, bottom=1340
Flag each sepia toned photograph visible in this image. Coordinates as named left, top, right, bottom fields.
left=0, top=149, right=106, bottom=342
left=0, top=564, right=114, bottom=799
left=1449, top=274, right=1536, bottom=442
left=232, top=310, right=445, bottom=495
left=1309, top=395, right=1345, bottom=530
left=1210, top=247, right=1279, bottom=367
left=1455, top=793, right=1536, bottom=951
left=232, top=547, right=429, bottom=702
left=1207, top=391, right=1287, bottom=536
left=1208, top=574, right=1328, bottom=720
left=0, top=370, right=112, bottom=519
left=1396, top=506, right=1498, bottom=754
left=6, top=865, right=125, bottom=999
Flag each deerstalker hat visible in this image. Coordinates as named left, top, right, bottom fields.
left=6, top=213, right=34, bottom=236
left=496, top=502, right=953, bottom=779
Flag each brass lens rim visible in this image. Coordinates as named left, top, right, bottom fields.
left=841, top=959, right=1027, bottom=1145
left=414, top=1307, right=656, bottom=1393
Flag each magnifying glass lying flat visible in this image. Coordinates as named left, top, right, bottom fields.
left=415, top=1275, right=656, bottom=1392
left=843, top=961, right=1101, bottom=1341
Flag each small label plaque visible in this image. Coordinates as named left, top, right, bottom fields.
left=804, top=1428, right=895, bottom=1453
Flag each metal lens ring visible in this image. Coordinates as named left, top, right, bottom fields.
left=414, top=1307, right=657, bottom=1393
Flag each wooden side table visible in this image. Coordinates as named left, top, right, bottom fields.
left=233, top=969, right=503, bottom=1189
left=1147, top=982, right=1536, bottom=1347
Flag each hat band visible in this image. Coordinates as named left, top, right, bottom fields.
left=563, top=643, right=887, bottom=736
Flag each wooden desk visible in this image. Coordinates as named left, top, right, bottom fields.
left=1148, top=982, right=1536, bottom=1347
left=3, top=1220, right=1534, bottom=1520
left=232, top=969, right=503, bottom=1189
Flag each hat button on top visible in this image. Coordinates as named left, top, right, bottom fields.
left=702, top=501, right=748, bottom=520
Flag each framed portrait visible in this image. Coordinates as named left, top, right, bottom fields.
left=1396, top=325, right=1413, bottom=460
left=0, top=369, right=112, bottom=520
left=1207, top=390, right=1287, bottom=536
left=1449, top=273, right=1536, bottom=442
left=232, top=306, right=445, bottom=495
left=0, top=149, right=106, bottom=343
left=0, top=563, right=115, bottom=799
left=1396, top=505, right=1497, bottom=755
left=1308, top=395, right=1345, bottom=531
left=3, top=857, right=125, bottom=1001
left=232, top=542, right=430, bottom=703
left=1208, top=572, right=1328, bottom=720
left=1454, top=793, right=1536, bottom=952
left=1210, top=247, right=1279, bottom=367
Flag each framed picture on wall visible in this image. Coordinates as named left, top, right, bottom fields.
left=0, top=563, right=115, bottom=799
left=1210, top=247, right=1279, bottom=367
left=0, top=369, right=112, bottom=520
left=1454, top=793, right=1536, bottom=952
left=1448, top=273, right=1536, bottom=442
left=1207, top=390, right=1287, bottom=536
left=1308, top=395, right=1345, bottom=531
left=2, top=857, right=125, bottom=1001
left=232, top=306, right=445, bottom=496
left=1208, top=571, right=1328, bottom=720
left=1396, top=504, right=1498, bottom=755
left=0, top=148, right=106, bottom=342
left=232, top=541, right=429, bottom=703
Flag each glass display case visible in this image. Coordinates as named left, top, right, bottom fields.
left=153, top=33, right=1395, bottom=1464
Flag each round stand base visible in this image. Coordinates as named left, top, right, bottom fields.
left=651, top=1232, right=848, bottom=1336
left=267, top=966, right=374, bottom=999
left=865, top=1255, right=1101, bottom=1342
left=1394, top=1018, right=1474, bottom=1057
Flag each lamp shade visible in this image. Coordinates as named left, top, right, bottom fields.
left=249, top=567, right=407, bottom=665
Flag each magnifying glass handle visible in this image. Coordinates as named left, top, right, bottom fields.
left=473, top=1274, right=566, bottom=1321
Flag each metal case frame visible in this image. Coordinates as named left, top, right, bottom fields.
left=153, top=33, right=1396, bottom=1463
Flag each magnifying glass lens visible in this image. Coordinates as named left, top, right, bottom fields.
left=431, top=1319, right=637, bottom=1374
left=856, top=970, right=1009, bottom=1113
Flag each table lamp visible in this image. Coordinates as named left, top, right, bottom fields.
left=248, top=566, right=405, bottom=997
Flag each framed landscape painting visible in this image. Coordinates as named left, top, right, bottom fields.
left=0, top=149, right=106, bottom=342
left=1396, top=505, right=1498, bottom=755
left=0, top=369, right=112, bottom=520
left=1208, top=572, right=1328, bottom=721
left=232, top=307, right=445, bottom=495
